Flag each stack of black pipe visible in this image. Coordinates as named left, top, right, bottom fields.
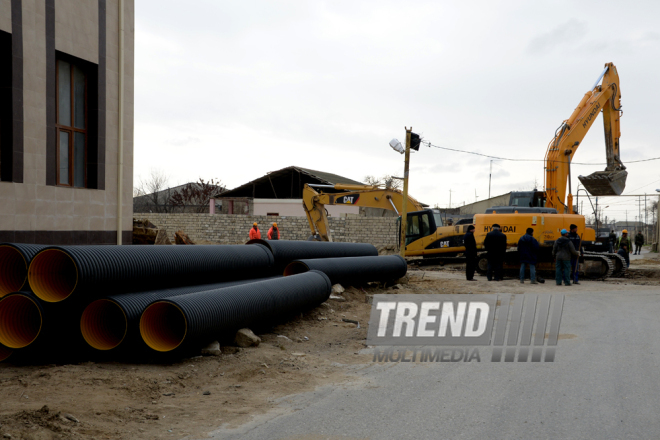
left=0, top=240, right=406, bottom=362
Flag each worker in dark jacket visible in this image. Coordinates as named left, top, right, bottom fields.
left=568, top=224, right=582, bottom=285
left=483, top=224, right=507, bottom=281
left=267, top=223, right=280, bottom=240
left=634, top=231, right=644, bottom=255
left=518, top=228, right=539, bottom=284
left=463, top=225, right=478, bottom=281
left=553, top=229, right=580, bottom=286
left=617, top=230, right=632, bottom=267
left=609, top=230, right=617, bottom=253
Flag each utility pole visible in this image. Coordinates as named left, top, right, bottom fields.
left=595, top=197, right=599, bottom=232
left=399, top=127, right=412, bottom=258
left=449, top=189, right=452, bottom=209
left=488, top=160, right=493, bottom=199
left=645, top=194, right=648, bottom=239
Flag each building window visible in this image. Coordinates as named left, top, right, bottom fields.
left=56, top=58, right=87, bottom=187
left=0, top=30, right=12, bottom=182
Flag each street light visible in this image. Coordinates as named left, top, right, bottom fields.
left=655, top=189, right=660, bottom=251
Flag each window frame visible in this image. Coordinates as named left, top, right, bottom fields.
left=55, top=57, right=88, bottom=188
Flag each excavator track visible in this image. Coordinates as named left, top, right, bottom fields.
left=582, top=251, right=628, bottom=278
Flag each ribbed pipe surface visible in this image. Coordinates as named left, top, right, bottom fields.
left=140, top=271, right=331, bottom=352
left=28, top=244, right=274, bottom=303
left=0, top=244, right=47, bottom=297
left=81, top=277, right=278, bottom=351
left=284, top=255, right=407, bottom=285
left=0, top=292, right=43, bottom=349
left=247, top=240, right=377, bottom=272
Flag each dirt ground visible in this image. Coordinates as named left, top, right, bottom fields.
left=1, top=255, right=659, bottom=440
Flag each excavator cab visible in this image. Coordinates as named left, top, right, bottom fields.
left=398, top=209, right=438, bottom=246
left=578, top=170, right=627, bottom=196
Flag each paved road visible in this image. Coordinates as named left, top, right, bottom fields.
left=208, top=287, right=660, bottom=440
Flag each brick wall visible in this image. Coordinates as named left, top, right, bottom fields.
left=140, top=213, right=399, bottom=247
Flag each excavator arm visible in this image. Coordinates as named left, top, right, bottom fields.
left=544, top=62, right=626, bottom=213
left=302, top=183, right=425, bottom=241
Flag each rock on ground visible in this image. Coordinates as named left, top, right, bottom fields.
left=234, top=329, right=261, bottom=348
left=201, top=341, right=221, bottom=356
left=331, top=284, right=345, bottom=294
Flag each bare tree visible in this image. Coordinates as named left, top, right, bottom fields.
left=169, top=178, right=226, bottom=213
left=363, top=175, right=402, bottom=190
left=133, top=169, right=173, bottom=213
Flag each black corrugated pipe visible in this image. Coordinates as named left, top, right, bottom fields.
left=247, top=240, right=378, bottom=273
left=28, top=244, right=274, bottom=303
left=140, top=271, right=331, bottom=353
left=284, top=255, right=407, bottom=286
left=0, top=291, right=92, bottom=364
left=81, top=276, right=279, bottom=351
left=0, top=292, right=44, bottom=349
left=0, top=344, right=11, bottom=362
left=0, top=244, right=47, bottom=297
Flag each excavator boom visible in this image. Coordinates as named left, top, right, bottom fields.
left=545, top=62, right=626, bottom=212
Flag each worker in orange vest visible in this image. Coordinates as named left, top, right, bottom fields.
left=249, top=222, right=261, bottom=240
left=267, top=222, right=280, bottom=240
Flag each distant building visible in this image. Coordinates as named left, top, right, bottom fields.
left=134, top=181, right=225, bottom=213
left=459, top=193, right=511, bottom=215
left=215, top=166, right=383, bottom=217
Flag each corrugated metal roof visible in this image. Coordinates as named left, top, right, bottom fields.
left=216, top=166, right=364, bottom=198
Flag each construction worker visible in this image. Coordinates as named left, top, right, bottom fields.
left=518, top=228, right=539, bottom=284
left=553, top=229, right=579, bottom=286
left=463, top=225, right=477, bottom=281
left=568, top=224, right=582, bottom=285
left=249, top=222, right=261, bottom=240
left=609, top=229, right=617, bottom=253
left=483, top=224, right=507, bottom=281
left=634, top=230, right=645, bottom=255
left=267, top=222, right=280, bottom=240
left=617, top=230, right=633, bottom=267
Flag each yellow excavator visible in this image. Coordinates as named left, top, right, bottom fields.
left=302, top=183, right=469, bottom=256
left=471, top=62, right=628, bottom=277
left=305, top=62, right=627, bottom=278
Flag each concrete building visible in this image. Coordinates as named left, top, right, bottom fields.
left=0, top=0, right=134, bottom=244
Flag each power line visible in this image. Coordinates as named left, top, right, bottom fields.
left=423, top=141, right=660, bottom=165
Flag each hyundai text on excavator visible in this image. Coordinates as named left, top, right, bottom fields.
left=302, top=183, right=470, bottom=256
left=471, top=62, right=628, bottom=278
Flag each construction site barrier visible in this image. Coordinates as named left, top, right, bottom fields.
left=247, top=240, right=378, bottom=272
left=284, top=255, right=407, bottom=285
left=28, top=244, right=274, bottom=303
left=0, top=292, right=43, bottom=349
left=140, top=271, right=331, bottom=352
left=81, top=277, right=279, bottom=351
left=0, top=244, right=47, bottom=297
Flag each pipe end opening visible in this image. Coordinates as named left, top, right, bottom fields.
left=283, top=262, right=310, bottom=277
left=0, top=344, right=12, bottom=362
left=0, top=246, right=28, bottom=297
left=0, top=295, right=42, bottom=349
left=28, top=249, right=78, bottom=302
left=81, top=300, right=128, bottom=351
left=140, top=302, right=187, bottom=352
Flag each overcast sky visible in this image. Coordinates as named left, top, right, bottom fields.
left=134, top=0, right=660, bottom=224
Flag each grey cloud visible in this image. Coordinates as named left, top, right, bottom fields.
left=527, top=19, right=587, bottom=55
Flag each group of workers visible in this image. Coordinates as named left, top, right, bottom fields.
left=463, top=224, right=646, bottom=286
left=249, top=222, right=280, bottom=240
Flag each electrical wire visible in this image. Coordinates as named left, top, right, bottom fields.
left=422, top=141, right=660, bottom=165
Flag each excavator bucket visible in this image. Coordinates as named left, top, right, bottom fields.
left=578, top=169, right=628, bottom=196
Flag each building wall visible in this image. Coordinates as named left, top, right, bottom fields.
left=0, top=0, right=134, bottom=244
left=459, top=193, right=511, bottom=215
left=252, top=198, right=359, bottom=217
left=141, top=213, right=399, bottom=248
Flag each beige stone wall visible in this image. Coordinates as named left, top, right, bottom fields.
left=55, top=0, right=98, bottom=64
left=0, top=0, right=134, bottom=241
left=0, top=0, right=11, bottom=33
left=141, top=214, right=400, bottom=248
